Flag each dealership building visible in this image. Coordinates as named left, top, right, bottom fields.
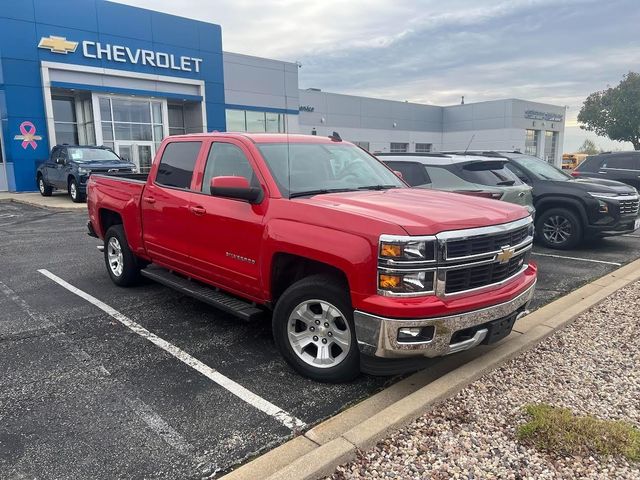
left=0, top=0, right=566, bottom=192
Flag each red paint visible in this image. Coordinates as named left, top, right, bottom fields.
left=88, top=133, right=536, bottom=317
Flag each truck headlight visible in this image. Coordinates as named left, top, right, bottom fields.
left=379, top=236, right=436, bottom=262
left=78, top=167, right=91, bottom=174
left=378, top=270, right=435, bottom=295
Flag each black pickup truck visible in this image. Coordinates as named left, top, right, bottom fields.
left=36, top=145, right=136, bottom=202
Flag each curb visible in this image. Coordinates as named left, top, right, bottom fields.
left=221, top=258, right=640, bottom=480
left=0, top=194, right=85, bottom=211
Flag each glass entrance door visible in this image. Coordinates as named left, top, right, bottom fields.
left=115, top=142, right=154, bottom=173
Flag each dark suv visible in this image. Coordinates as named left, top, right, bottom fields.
left=36, top=145, right=136, bottom=202
left=572, top=151, right=640, bottom=189
left=463, top=151, right=639, bottom=249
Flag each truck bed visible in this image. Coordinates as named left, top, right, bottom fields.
left=92, top=172, right=149, bottom=182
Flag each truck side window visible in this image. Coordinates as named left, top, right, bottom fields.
left=155, top=141, right=202, bottom=189
left=201, top=142, right=259, bottom=193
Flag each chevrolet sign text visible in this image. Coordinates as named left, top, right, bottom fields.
left=82, top=41, right=202, bottom=73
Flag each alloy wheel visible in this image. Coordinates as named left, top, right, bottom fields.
left=107, top=237, right=124, bottom=277
left=39, top=178, right=45, bottom=193
left=542, top=215, right=572, bottom=245
left=287, top=299, right=351, bottom=369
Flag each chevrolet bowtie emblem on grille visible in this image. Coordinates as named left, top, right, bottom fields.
left=496, top=246, right=516, bottom=264
left=38, top=36, right=79, bottom=54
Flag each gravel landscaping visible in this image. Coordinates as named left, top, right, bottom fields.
left=329, top=281, right=640, bottom=479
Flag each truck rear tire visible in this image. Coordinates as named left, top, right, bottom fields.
left=272, top=274, right=360, bottom=382
left=104, top=225, right=140, bottom=287
left=38, top=175, right=53, bottom=196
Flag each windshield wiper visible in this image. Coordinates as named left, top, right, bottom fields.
left=496, top=180, right=516, bottom=186
left=357, top=185, right=399, bottom=190
left=289, top=188, right=356, bottom=198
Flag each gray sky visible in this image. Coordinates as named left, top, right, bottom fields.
left=115, top=0, right=640, bottom=152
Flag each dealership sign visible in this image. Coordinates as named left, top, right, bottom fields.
left=524, top=110, right=563, bottom=122
left=299, top=105, right=315, bottom=112
left=38, top=35, right=203, bottom=73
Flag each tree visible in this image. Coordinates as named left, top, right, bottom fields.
left=577, top=139, right=600, bottom=155
left=578, top=72, right=640, bottom=150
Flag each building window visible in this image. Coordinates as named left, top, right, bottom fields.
left=99, top=97, right=164, bottom=154
left=544, top=131, right=558, bottom=163
left=390, top=142, right=409, bottom=153
left=415, top=143, right=432, bottom=153
left=168, top=104, right=186, bottom=136
left=52, top=95, right=79, bottom=144
left=525, top=129, right=539, bottom=156
left=353, top=141, right=370, bottom=151
left=225, top=109, right=285, bottom=133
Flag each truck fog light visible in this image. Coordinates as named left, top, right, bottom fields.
left=398, top=326, right=435, bottom=343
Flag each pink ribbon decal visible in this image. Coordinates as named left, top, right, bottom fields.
left=14, top=121, right=43, bottom=150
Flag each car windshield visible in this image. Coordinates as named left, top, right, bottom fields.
left=257, top=142, right=405, bottom=197
left=67, top=148, right=121, bottom=163
left=511, top=154, right=571, bottom=181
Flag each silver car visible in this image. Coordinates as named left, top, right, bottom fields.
left=379, top=153, right=534, bottom=214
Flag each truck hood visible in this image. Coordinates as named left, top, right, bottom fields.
left=296, top=188, right=529, bottom=235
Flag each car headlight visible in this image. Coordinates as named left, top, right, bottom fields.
left=378, top=269, right=436, bottom=295
left=78, top=167, right=91, bottom=175
left=379, top=236, right=436, bottom=263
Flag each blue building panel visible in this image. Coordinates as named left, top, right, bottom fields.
left=0, top=0, right=227, bottom=192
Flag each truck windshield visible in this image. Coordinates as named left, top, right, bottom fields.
left=257, top=142, right=405, bottom=197
left=67, top=148, right=121, bottom=163
left=512, top=155, right=571, bottom=181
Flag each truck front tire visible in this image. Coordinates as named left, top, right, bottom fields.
left=536, top=207, right=582, bottom=249
left=272, top=275, right=360, bottom=382
left=104, top=225, right=140, bottom=287
left=69, top=178, right=85, bottom=203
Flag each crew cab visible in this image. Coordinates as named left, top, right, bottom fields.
left=37, top=145, right=136, bottom=202
left=87, top=133, right=537, bottom=382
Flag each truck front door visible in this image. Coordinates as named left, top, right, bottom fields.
left=188, top=140, right=266, bottom=300
left=140, top=140, right=204, bottom=272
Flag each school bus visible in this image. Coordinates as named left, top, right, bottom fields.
left=562, top=153, right=588, bottom=170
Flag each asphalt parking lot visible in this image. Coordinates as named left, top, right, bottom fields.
left=1, top=200, right=639, bottom=479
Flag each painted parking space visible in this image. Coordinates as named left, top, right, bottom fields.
left=1, top=200, right=639, bottom=478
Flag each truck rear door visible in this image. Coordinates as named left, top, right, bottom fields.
left=140, top=140, right=205, bottom=272
left=187, top=139, right=266, bottom=299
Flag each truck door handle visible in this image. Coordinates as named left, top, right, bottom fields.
left=143, top=196, right=156, bottom=204
left=190, top=205, right=206, bottom=216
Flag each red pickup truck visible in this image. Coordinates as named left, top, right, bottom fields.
left=87, top=133, right=537, bottom=382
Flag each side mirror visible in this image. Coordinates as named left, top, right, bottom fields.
left=210, top=176, right=262, bottom=203
left=55, top=157, right=65, bottom=165
left=393, top=170, right=403, bottom=179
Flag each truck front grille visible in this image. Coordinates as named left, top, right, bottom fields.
left=619, top=198, right=639, bottom=215
left=445, top=225, right=529, bottom=259
left=444, top=253, right=527, bottom=294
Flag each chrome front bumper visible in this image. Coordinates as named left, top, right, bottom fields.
left=354, top=281, right=536, bottom=358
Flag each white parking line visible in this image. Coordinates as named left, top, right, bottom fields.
left=38, top=269, right=306, bottom=431
left=531, top=252, right=621, bottom=266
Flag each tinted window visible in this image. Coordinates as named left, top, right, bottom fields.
left=201, top=142, right=259, bottom=193
left=423, top=166, right=471, bottom=189
left=155, top=141, right=201, bottom=189
left=578, top=155, right=603, bottom=171
left=385, top=161, right=431, bottom=186
left=603, top=154, right=640, bottom=170
left=457, top=161, right=522, bottom=186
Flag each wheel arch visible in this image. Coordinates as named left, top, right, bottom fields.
left=534, top=196, right=588, bottom=226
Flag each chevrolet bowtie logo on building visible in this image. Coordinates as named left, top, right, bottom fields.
left=496, top=246, right=516, bottom=264
left=38, top=36, right=79, bottom=54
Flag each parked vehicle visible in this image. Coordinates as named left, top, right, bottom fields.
left=571, top=151, right=640, bottom=190
left=36, top=145, right=136, bottom=202
left=87, top=133, right=537, bottom=382
left=467, top=151, right=639, bottom=249
left=562, top=153, right=587, bottom=170
left=377, top=153, right=535, bottom=215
